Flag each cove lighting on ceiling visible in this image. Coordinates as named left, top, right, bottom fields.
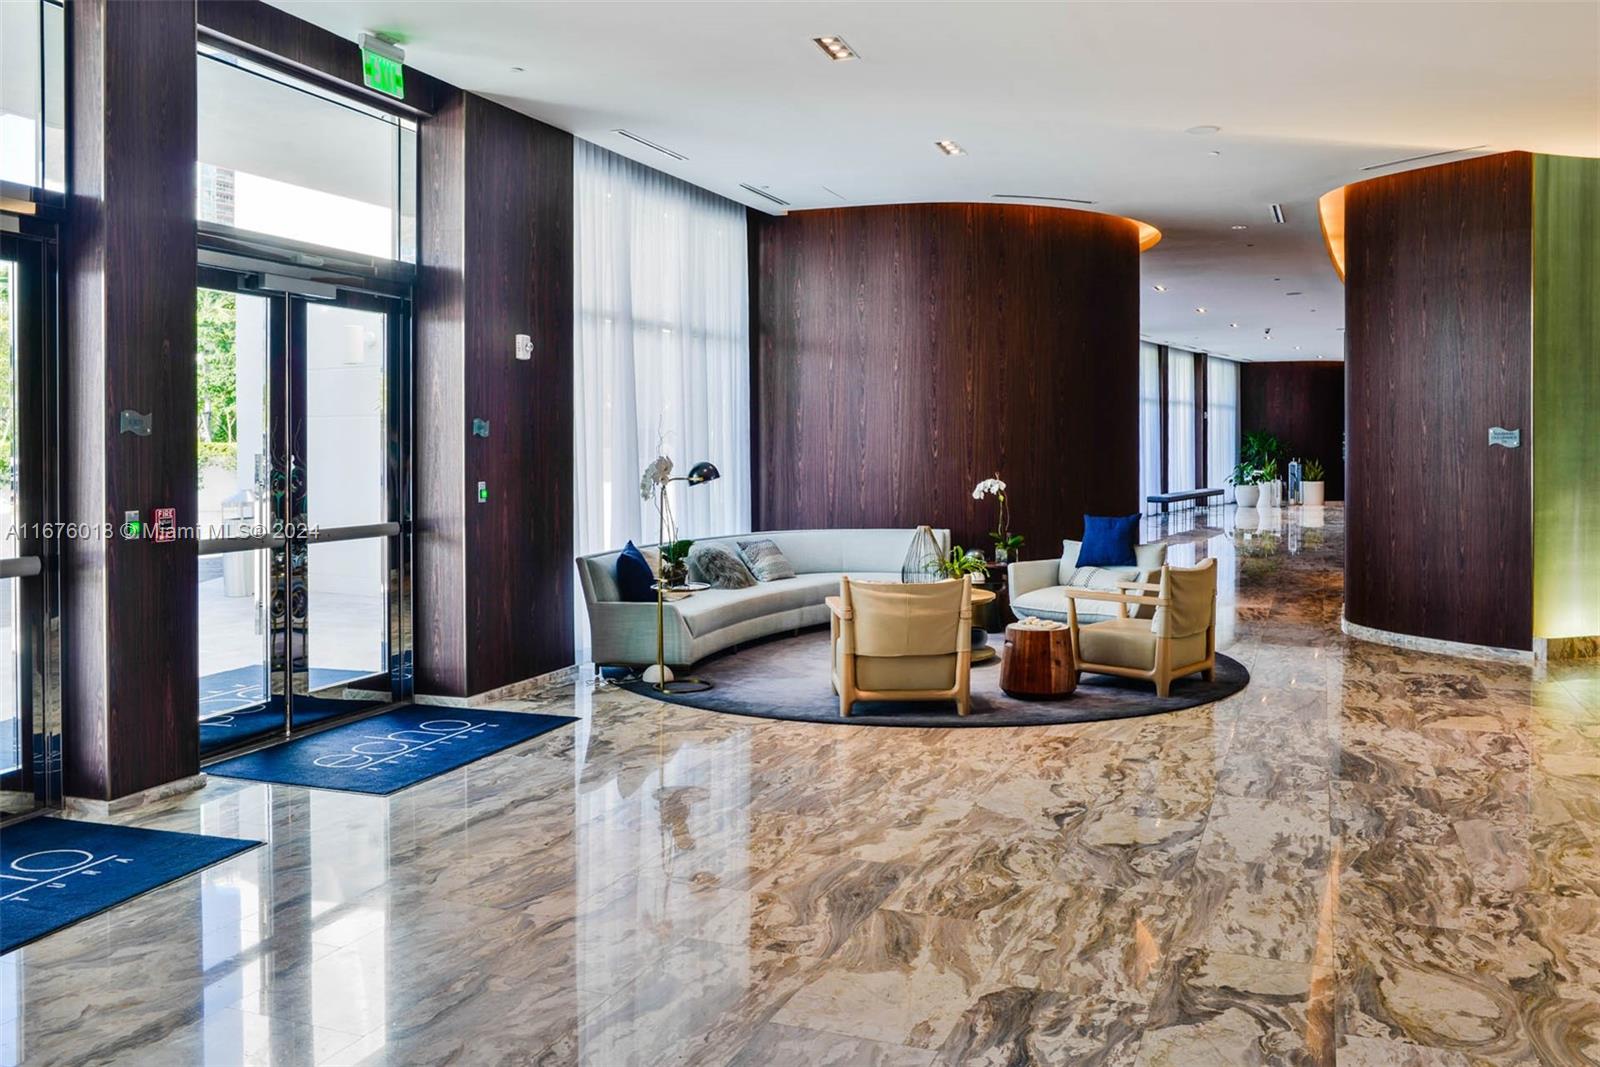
left=813, top=36, right=858, bottom=61
left=935, top=139, right=966, bottom=156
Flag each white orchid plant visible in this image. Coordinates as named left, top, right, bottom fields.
left=972, top=474, right=1023, bottom=560
left=640, top=454, right=694, bottom=573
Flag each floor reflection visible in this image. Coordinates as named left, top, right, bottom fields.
left=7, top=503, right=1600, bottom=1065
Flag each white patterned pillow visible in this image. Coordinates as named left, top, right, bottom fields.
left=737, top=538, right=797, bottom=582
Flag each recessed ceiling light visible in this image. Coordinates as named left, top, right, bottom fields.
left=510, top=65, right=525, bottom=72
left=1186, top=125, right=1221, bottom=135
left=1152, top=284, right=1167, bottom=292
left=1286, top=291, right=1303, bottom=296
left=1294, top=345, right=1302, bottom=350
left=1228, top=322, right=1239, bottom=328
left=1195, top=307, right=1207, bottom=314
left=1231, top=225, right=1248, bottom=230
left=935, top=139, right=966, bottom=156
left=1207, top=150, right=1222, bottom=157
left=813, top=35, right=858, bottom=61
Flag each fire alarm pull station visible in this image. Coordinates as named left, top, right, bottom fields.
left=153, top=507, right=177, bottom=543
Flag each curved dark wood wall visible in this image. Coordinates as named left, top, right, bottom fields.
left=751, top=203, right=1141, bottom=556
left=1344, top=152, right=1533, bottom=651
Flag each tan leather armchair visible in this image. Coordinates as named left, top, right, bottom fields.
left=1063, top=559, right=1217, bottom=697
left=827, top=576, right=973, bottom=717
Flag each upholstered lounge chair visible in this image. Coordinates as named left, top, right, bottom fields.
left=827, top=576, right=973, bottom=717
left=1063, top=559, right=1217, bottom=697
left=1008, top=538, right=1169, bottom=627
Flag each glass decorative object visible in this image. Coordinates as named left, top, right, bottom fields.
left=901, top=525, right=944, bottom=583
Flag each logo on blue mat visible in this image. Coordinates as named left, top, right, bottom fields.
left=0, top=849, right=135, bottom=904
left=312, top=718, right=501, bottom=771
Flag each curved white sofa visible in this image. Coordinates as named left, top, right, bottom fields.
left=577, top=528, right=949, bottom=668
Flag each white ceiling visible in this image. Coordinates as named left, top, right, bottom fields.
left=271, top=0, right=1600, bottom=363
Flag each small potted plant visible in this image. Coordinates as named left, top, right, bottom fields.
left=936, top=546, right=991, bottom=582
left=1259, top=458, right=1281, bottom=508
left=1229, top=462, right=1262, bottom=508
left=1301, top=459, right=1326, bottom=506
left=659, top=539, right=695, bottom=587
left=972, top=475, right=1023, bottom=562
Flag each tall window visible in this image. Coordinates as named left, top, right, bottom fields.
left=0, top=0, right=65, bottom=192
left=1206, top=357, right=1241, bottom=502
left=1138, top=342, right=1162, bottom=511
left=1166, top=348, right=1197, bottom=493
left=572, top=139, right=751, bottom=561
left=196, top=47, right=417, bottom=262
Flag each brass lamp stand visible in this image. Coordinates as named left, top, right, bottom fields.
left=641, top=460, right=719, bottom=694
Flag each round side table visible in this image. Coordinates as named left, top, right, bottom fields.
left=969, top=587, right=998, bottom=663
left=1000, top=622, right=1077, bottom=697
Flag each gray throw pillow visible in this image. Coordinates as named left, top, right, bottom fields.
left=688, top=543, right=756, bottom=589
left=736, top=538, right=796, bottom=582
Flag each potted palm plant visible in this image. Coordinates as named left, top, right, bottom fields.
left=1301, top=458, right=1326, bottom=506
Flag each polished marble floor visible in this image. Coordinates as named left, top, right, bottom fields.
left=9, top=503, right=1600, bottom=1066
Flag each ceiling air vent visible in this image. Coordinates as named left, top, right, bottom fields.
left=612, top=130, right=688, bottom=162
left=993, top=193, right=1097, bottom=205
left=739, top=183, right=790, bottom=207
left=1360, top=145, right=1488, bottom=172
left=1269, top=203, right=1287, bottom=224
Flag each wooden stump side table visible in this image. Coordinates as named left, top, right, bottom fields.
left=1000, top=622, right=1076, bottom=698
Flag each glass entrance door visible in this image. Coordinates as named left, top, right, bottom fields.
left=197, top=270, right=409, bottom=757
left=0, top=233, right=57, bottom=815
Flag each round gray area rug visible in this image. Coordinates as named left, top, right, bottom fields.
left=623, top=627, right=1249, bottom=727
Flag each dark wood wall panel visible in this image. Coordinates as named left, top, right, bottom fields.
left=414, top=89, right=469, bottom=696
left=416, top=92, right=573, bottom=697
left=462, top=96, right=574, bottom=692
left=752, top=203, right=1140, bottom=553
left=64, top=0, right=199, bottom=799
left=1344, top=152, right=1533, bottom=651
left=1241, top=361, right=1347, bottom=500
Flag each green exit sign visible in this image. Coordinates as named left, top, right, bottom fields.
left=362, top=48, right=405, bottom=99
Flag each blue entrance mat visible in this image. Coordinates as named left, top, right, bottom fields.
left=0, top=817, right=262, bottom=954
left=205, top=706, right=576, bottom=796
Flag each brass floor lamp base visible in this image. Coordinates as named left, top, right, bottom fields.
left=651, top=677, right=715, bottom=695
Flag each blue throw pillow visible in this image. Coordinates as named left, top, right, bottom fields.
left=614, top=541, right=657, bottom=603
left=1076, top=514, right=1139, bottom=568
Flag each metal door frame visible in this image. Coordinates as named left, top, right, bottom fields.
left=196, top=246, right=413, bottom=759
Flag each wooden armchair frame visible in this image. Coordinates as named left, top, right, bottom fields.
left=1062, top=564, right=1217, bottom=698
left=826, top=577, right=974, bottom=717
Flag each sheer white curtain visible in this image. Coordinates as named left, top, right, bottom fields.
left=1138, top=343, right=1163, bottom=513
left=1166, top=348, right=1196, bottom=494
left=573, top=139, right=751, bottom=562
left=1206, top=356, right=1241, bottom=502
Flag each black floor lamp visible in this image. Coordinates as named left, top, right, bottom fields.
left=643, top=460, right=720, bottom=694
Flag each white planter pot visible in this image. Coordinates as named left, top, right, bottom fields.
left=1302, top=481, right=1325, bottom=506
left=1234, top=484, right=1260, bottom=508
